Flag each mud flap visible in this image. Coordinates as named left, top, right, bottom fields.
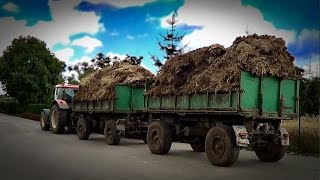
left=279, top=127, right=290, bottom=146
left=232, top=125, right=250, bottom=147
left=116, top=119, right=126, bottom=136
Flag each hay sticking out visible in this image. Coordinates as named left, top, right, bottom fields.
left=74, top=62, right=155, bottom=101
left=148, top=34, right=300, bottom=96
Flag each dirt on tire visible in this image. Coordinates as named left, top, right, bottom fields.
left=104, top=120, right=121, bottom=145
left=205, top=125, right=240, bottom=167
left=147, top=121, right=172, bottom=155
left=77, top=117, right=91, bottom=140
left=147, top=34, right=302, bottom=96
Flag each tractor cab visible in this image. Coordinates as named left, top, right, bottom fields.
left=54, top=84, right=79, bottom=103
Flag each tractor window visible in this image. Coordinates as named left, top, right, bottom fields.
left=56, top=88, right=64, bottom=99
left=65, top=89, right=75, bottom=98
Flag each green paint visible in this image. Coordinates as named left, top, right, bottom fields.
left=262, top=76, right=280, bottom=113
left=115, top=85, right=132, bottom=111
left=161, top=96, right=175, bottom=109
left=176, top=95, right=189, bottom=109
left=132, top=87, right=145, bottom=110
left=281, top=79, right=297, bottom=114
left=240, top=71, right=260, bottom=111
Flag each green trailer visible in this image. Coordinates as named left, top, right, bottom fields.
left=72, top=85, right=148, bottom=144
left=144, top=71, right=299, bottom=167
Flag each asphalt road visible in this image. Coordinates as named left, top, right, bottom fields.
left=0, top=113, right=319, bottom=180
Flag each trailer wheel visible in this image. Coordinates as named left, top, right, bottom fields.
left=40, top=110, right=50, bottom=131
left=76, top=117, right=91, bottom=140
left=104, top=120, right=121, bottom=145
left=205, top=125, right=239, bottom=167
left=147, top=121, right=172, bottom=155
left=50, top=104, right=66, bottom=134
left=254, top=141, right=286, bottom=162
left=190, top=138, right=205, bottom=152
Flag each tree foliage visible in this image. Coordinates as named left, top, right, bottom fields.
left=68, top=53, right=143, bottom=81
left=300, top=77, right=320, bottom=115
left=150, top=10, right=186, bottom=68
left=0, top=36, right=65, bottom=104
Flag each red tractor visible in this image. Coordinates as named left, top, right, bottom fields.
left=40, top=84, right=79, bottom=134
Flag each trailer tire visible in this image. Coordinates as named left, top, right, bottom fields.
left=50, top=104, right=66, bottom=134
left=147, top=121, right=172, bottom=155
left=76, top=117, right=91, bottom=140
left=190, top=138, right=205, bottom=152
left=205, top=125, right=239, bottom=167
left=254, top=141, right=286, bottom=162
left=104, top=120, right=121, bottom=145
left=40, top=110, right=50, bottom=131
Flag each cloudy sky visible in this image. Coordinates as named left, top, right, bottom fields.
left=0, top=0, right=319, bottom=77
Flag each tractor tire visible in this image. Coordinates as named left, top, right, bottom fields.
left=147, top=121, right=172, bottom=155
left=40, top=110, right=50, bottom=131
left=50, top=104, right=67, bottom=134
left=76, top=116, right=91, bottom=140
left=104, top=120, right=121, bottom=145
left=190, top=138, right=205, bottom=152
left=254, top=141, right=286, bottom=162
left=205, top=125, right=240, bottom=167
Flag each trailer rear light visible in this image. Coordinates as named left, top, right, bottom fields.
left=239, top=132, right=248, bottom=139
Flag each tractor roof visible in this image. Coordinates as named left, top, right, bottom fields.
left=55, top=84, right=79, bottom=89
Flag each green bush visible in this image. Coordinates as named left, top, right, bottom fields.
left=25, top=104, right=50, bottom=114
left=0, top=102, right=49, bottom=115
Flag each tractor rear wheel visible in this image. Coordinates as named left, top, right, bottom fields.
left=50, top=104, right=67, bottom=134
left=40, top=110, right=50, bottom=131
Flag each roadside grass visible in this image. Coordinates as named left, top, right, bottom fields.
left=282, top=115, right=319, bottom=156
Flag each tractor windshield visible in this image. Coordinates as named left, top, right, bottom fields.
left=55, top=87, right=78, bottom=101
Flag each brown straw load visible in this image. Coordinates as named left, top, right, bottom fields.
left=74, top=62, right=155, bottom=101
left=148, top=34, right=301, bottom=96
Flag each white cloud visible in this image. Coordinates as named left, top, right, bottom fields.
left=162, top=0, right=296, bottom=50
left=88, top=0, right=155, bottom=8
left=145, top=14, right=157, bottom=23
left=55, top=48, right=74, bottom=64
left=72, top=36, right=103, bottom=53
left=110, top=30, right=119, bottom=36
left=126, top=34, right=135, bottom=40
left=0, top=0, right=104, bottom=54
left=300, top=54, right=320, bottom=79
left=137, top=33, right=148, bottom=38
left=2, top=2, right=19, bottom=13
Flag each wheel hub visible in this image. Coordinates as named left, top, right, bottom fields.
left=212, top=136, right=225, bottom=157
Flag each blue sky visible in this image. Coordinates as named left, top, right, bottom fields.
left=0, top=0, right=319, bottom=77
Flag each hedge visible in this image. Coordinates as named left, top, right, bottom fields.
left=0, top=102, right=50, bottom=115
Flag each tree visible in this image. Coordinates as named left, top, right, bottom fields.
left=68, top=53, right=143, bottom=81
left=0, top=36, right=65, bottom=104
left=150, top=10, right=186, bottom=68
left=300, top=77, right=320, bottom=115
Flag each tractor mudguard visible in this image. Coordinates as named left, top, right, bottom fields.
left=54, top=99, right=69, bottom=110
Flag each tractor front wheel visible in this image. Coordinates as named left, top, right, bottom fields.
left=40, top=110, right=50, bottom=131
